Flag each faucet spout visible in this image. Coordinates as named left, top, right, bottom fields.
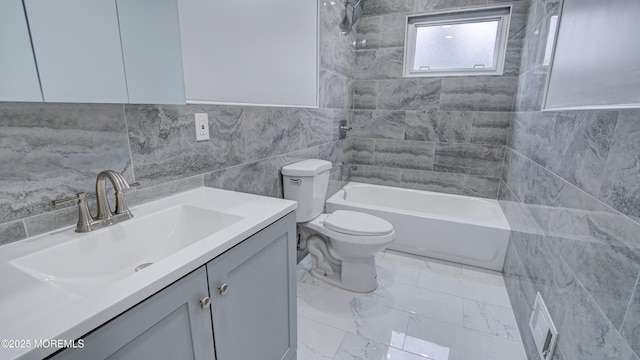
left=95, top=170, right=132, bottom=221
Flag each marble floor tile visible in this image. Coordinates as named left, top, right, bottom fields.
left=462, top=299, right=522, bottom=341
left=298, top=317, right=347, bottom=360
left=296, top=251, right=526, bottom=360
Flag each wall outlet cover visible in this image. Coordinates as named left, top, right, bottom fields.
left=194, top=113, right=209, bottom=141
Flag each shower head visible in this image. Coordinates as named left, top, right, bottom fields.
left=351, top=0, right=365, bottom=26
left=339, top=0, right=365, bottom=35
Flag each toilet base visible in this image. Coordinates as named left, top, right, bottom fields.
left=310, top=256, right=379, bottom=293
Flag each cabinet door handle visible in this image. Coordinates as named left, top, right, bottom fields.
left=200, top=296, right=211, bottom=309
left=218, top=283, right=229, bottom=295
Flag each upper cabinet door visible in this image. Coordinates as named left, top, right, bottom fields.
left=117, top=0, right=185, bottom=104
left=178, top=0, right=318, bottom=107
left=24, top=0, right=128, bottom=103
left=0, top=0, right=42, bottom=102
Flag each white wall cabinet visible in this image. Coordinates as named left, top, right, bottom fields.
left=178, top=0, right=318, bottom=107
left=24, top=0, right=129, bottom=103
left=0, top=0, right=43, bottom=102
left=20, top=0, right=184, bottom=104
left=51, top=212, right=296, bottom=360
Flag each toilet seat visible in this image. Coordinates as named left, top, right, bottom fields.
left=323, top=210, right=393, bottom=236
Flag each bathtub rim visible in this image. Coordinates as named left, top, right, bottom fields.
left=327, top=182, right=511, bottom=231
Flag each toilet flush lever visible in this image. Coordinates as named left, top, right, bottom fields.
left=289, top=179, right=302, bottom=185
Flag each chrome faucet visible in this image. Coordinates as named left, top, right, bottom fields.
left=53, top=170, right=139, bottom=233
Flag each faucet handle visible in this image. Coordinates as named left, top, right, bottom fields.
left=52, top=192, right=94, bottom=233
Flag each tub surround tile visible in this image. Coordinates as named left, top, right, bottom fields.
left=463, top=176, right=501, bottom=199
left=440, top=77, right=517, bottom=112
left=353, top=81, right=378, bottom=110
left=434, top=144, right=506, bottom=178
left=349, top=165, right=402, bottom=187
left=352, top=138, right=375, bottom=165
left=376, top=79, right=441, bottom=111
left=471, top=112, right=511, bottom=145
left=0, top=103, right=131, bottom=224
left=0, top=221, right=27, bottom=246
left=400, top=169, right=465, bottom=195
left=599, top=110, right=640, bottom=223
left=355, top=16, right=381, bottom=50
left=364, top=0, right=415, bottom=16
left=351, top=111, right=406, bottom=139
left=354, top=48, right=404, bottom=80
left=404, top=110, right=473, bottom=144
left=413, top=0, right=488, bottom=12
left=320, top=70, right=352, bottom=110
left=373, top=139, right=435, bottom=171
left=380, top=14, right=406, bottom=48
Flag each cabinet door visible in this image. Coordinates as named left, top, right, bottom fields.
left=207, top=212, right=297, bottom=360
left=0, top=0, right=42, bottom=102
left=24, top=0, right=128, bottom=103
left=52, top=267, right=215, bottom=360
left=117, top=0, right=185, bottom=104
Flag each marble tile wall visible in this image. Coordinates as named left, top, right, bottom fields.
left=0, top=1, right=354, bottom=246
left=349, top=0, right=529, bottom=199
left=500, top=0, right=640, bottom=358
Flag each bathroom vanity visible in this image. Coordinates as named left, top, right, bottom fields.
left=0, top=188, right=297, bottom=360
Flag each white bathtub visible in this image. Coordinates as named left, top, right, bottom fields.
left=325, top=182, right=511, bottom=271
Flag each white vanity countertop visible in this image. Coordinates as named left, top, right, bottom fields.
left=0, top=187, right=296, bottom=360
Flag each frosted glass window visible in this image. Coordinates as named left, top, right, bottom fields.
left=404, top=6, right=511, bottom=77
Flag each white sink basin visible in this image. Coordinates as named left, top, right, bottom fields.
left=10, top=204, right=243, bottom=296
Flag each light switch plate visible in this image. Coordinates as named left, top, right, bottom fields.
left=194, top=113, right=209, bottom=141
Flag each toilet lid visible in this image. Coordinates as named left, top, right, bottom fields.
left=323, top=210, right=393, bottom=236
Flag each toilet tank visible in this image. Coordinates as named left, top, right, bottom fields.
left=282, top=159, right=332, bottom=222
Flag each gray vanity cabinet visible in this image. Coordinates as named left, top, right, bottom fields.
left=206, top=212, right=297, bottom=360
left=50, top=212, right=296, bottom=360
left=51, top=267, right=216, bottom=360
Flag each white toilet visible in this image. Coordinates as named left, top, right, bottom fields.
left=282, top=159, right=395, bottom=293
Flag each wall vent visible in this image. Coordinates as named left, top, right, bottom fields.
left=529, top=292, right=559, bottom=359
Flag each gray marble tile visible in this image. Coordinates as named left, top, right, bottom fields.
left=502, top=240, right=539, bottom=360
left=555, top=283, right=639, bottom=360
left=463, top=176, right=500, bottom=199
left=324, top=29, right=356, bottom=78
left=0, top=103, right=131, bottom=224
left=380, top=14, right=406, bottom=48
left=318, top=140, right=346, bottom=166
left=243, top=106, right=299, bottom=161
left=298, top=108, right=333, bottom=148
left=471, top=112, right=511, bottom=145
left=546, top=110, right=618, bottom=196
left=413, top=0, right=487, bottom=12
left=351, top=110, right=406, bottom=139
left=440, top=77, right=517, bottom=112
left=434, top=144, right=506, bottom=177
left=513, top=72, right=546, bottom=112
left=319, top=70, right=352, bottom=109
left=400, top=169, right=464, bottom=194
left=353, top=81, right=378, bottom=110
left=377, top=78, right=441, bottom=111
left=373, top=139, right=436, bottom=170
left=509, top=111, right=556, bottom=167
left=621, top=277, right=640, bottom=357
left=24, top=205, right=77, bottom=238
left=126, top=104, right=245, bottom=185
left=352, top=138, right=375, bottom=165
left=354, top=47, right=404, bottom=80
left=0, top=221, right=27, bottom=246
left=599, top=110, right=640, bottom=222
left=319, top=0, right=344, bottom=34
left=355, top=15, right=381, bottom=50
left=405, top=110, right=473, bottom=143
left=349, top=165, right=402, bottom=187
left=365, top=0, right=414, bottom=16
left=126, top=175, right=203, bottom=208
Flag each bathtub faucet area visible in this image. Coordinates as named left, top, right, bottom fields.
left=340, top=162, right=358, bottom=171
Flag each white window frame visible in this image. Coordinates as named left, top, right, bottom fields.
left=403, top=5, right=512, bottom=77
